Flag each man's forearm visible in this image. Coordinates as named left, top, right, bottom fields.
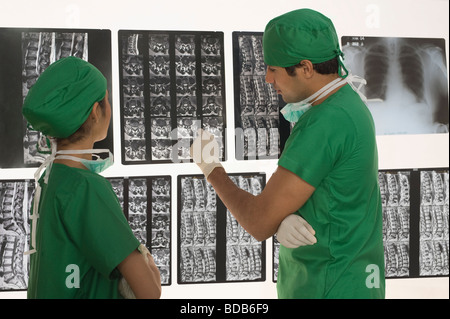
left=206, top=167, right=278, bottom=241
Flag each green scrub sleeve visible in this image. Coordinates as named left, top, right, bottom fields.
left=61, top=176, right=140, bottom=279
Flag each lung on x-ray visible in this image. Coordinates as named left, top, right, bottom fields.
left=341, top=37, right=448, bottom=135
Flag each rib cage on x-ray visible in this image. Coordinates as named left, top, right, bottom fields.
left=342, top=37, right=448, bottom=135
left=21, top=32, right=88, bottom=165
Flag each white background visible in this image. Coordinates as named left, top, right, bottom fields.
left=0, top=0, right=448, bottom=299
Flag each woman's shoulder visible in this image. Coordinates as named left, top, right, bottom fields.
left=49, top=163, right=111, bottom=190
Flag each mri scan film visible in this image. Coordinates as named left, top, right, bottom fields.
left=273, top=168, right=449, bottom=281
left=119, top=31, right=226, bottom=164
left=178, top=173, right=266, bottom=284
left=233, top=32, right=288, bottom=160
left=110, top=176, right=172, bottom=285
left=0, top=28, right=113, bottom=169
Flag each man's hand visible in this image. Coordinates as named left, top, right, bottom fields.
left=190, top=129, right=223, bottom=178
left=276, top=214, right=317, bottom=248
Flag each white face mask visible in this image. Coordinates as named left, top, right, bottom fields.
left=280, top=73, right=368, bottom=123
left=280, top=77, right=345, bottom=123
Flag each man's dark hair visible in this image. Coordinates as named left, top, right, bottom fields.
left=285, top=57, right=339, bottom=76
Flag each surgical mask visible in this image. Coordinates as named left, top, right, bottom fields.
left=280, top=73, right=368, bottom=123
left=24, top=141, right=114, bottom=255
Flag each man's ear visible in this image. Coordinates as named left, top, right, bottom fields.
left=300, top=60, right=314, bottom=79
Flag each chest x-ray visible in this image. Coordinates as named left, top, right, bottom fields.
left=342, top=37, right=448, bottom=135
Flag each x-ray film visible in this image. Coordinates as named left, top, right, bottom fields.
left=379, top=170, right=411, bottom=277
left=109, top=176, right=172, bottom=285
left=0, top=180, right=34, bottom=291
left=232, top=32, right=289, bottom=160
left=178, top=173, right=266, bottom=284
left=0, top=175, right=172, bottom=290
left=21, top=31, right=88, bottom=166
left=119, top=31, right=226, bottom=164
left=419, top=170, right=449, bottom=276
left=341, top=36, right=449, bottom=135
left=273, top=168, right=449, bottom=282
left=0, top=28, right=113, bottom=169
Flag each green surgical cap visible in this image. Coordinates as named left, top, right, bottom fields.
left=22, top=56, right=107, bottom=138
left=263, top=8, right=343, bottom=69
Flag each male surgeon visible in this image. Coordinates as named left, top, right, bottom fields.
left=191, top=8, right=385, bottom=299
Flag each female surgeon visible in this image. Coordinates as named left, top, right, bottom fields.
left=22, top=56, right=161, bottom=299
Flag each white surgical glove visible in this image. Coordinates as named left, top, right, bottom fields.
left=276, top=214, right=317, bottom=248
left=190, top=129, right=223, bottom=178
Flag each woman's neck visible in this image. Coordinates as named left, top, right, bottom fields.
left=54, top=140, right=95, bottom=168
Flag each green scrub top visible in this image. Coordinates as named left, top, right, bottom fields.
left=27, top=163, right=140, bottom=299
left=277, top=85, right=385, bottom=299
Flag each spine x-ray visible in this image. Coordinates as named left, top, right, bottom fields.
left=341, top=36, right=449, bottom=135
left=0, top=28, right=113, bottom=169
left=233, top=32, right=287, bottom=160
left=119, top=31, right=226, bottom=164
left=0, top=175, right=171, bottom=290
left=0, top=180, right=34, bottom=290
left=22, top=32, right=88, bottom=165
left=109, top=176, right=172, bottom=285
left=420, top=170, right=449, bottom=276
left=380, top=170, right=411, bottom=277
left=178, top=173, right=265, bottom=284
left=273, top=168, right=449, bottom=282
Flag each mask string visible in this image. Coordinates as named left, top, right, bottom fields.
left=283, top=77, right=343, bottom=114
left=24, top=146, right=113, bottom=256
left=24, top=138, right=57, bottom=256
left=337, top=52, right=374, bottom=102
left=56, top=149, right=110, bottom=155
left=311, top=77, right=348, bottom=104
left=345, top=73, right=374, bottom=103
left=306, top=77, right=342, bottom=102
left=54, top=149, right=113, bottom=171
